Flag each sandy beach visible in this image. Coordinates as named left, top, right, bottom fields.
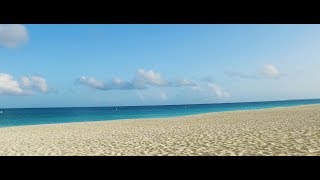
left=0, top=104, right=319, bottom=156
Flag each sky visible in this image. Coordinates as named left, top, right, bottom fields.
left=0, top=24, right=320, bottom=108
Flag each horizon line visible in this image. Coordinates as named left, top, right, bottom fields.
left=2, top=97, right=320, bottom=110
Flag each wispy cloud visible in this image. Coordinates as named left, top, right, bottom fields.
left=78, top=69, right=230, bottom=100
left=78, top=76, right=140, bottom=90
left=170, top=79, right=197, bottom=87
left=134, top=69, right=167, bottom=87
left=0, top=24, right=28, bottom=48
left=20, top=76, right=49, bottom=93
left=190, top=82, right=231, bottom=99
left=225, top=64, right=284, bottom=79
left=0, top=73, right=50, bottom=95
left=261, top=64, right=282, bottom=78
left=0, top=73, right=24, bottom=95
left=78, top=69, right=197, bottom=90
left=78, top=76, right=107, bottom=90
left=224, top=71, right=258, bottom=79
left=207, top=83, right=231, bottom=98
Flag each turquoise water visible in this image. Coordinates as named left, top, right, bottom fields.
left=0, top=99, right=320, bottom=128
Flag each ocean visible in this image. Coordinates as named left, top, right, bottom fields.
left=1, top=99, right=320, bottom=128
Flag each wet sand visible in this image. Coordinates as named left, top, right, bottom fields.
left=0, top=104, right=319, bottom=156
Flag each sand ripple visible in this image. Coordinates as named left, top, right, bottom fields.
left=0, top=105, right=319, bottom=156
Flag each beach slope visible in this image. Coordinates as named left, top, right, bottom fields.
left=0, top=105, right=319, bottom=156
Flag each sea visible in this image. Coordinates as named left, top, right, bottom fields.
left=0, top=99, right=320, bottom=128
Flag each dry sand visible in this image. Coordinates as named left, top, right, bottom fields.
left=0, top=104, right=319, bottom=156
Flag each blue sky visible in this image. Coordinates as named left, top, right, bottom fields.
left=1, top=24, right=320, bottom=108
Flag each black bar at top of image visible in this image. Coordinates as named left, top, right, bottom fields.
left=1, top=1, right=320, bottom=24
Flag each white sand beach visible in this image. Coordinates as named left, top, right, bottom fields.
left=0, top=104, right=319, bottom=156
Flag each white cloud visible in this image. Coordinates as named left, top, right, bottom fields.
left=21, top=76, right=31, bottom=87
left=224, top=71, right=257, bottom=79
left=0, top=73, right=49, bottom=95
left=78, top=69, right=196, bottom=90
left=78, top=76, right=136, bottom=90
left=134, top=69, right=167, bottom=87
left=190, top=85, right=202, bottom=92
left=171, top=79, right=197, bottom=87
left=225, top=64, right=284, bottom=79
left=0, top=24, right=28, bottom=48
left=112, top=77, right=123, bottom=85
left=262, top=64, right=281, bottom=78
left=110, top=77, right=135, bottom=89
left=0, top=73, right=24, bottom=95
left=79, top=76, right=105, bottom=89
left=20, top=76, right=49, bottom=93
left=207, top=83, right=230, bottom=98
left=190, top=83, right=231, bottom=99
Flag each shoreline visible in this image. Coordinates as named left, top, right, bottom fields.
left=1, top=103, right=319, bottom=129
left=0, top=104, right=319, bottom=155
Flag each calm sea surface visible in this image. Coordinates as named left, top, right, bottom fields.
left=1, top=99, right=320, bottom=128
